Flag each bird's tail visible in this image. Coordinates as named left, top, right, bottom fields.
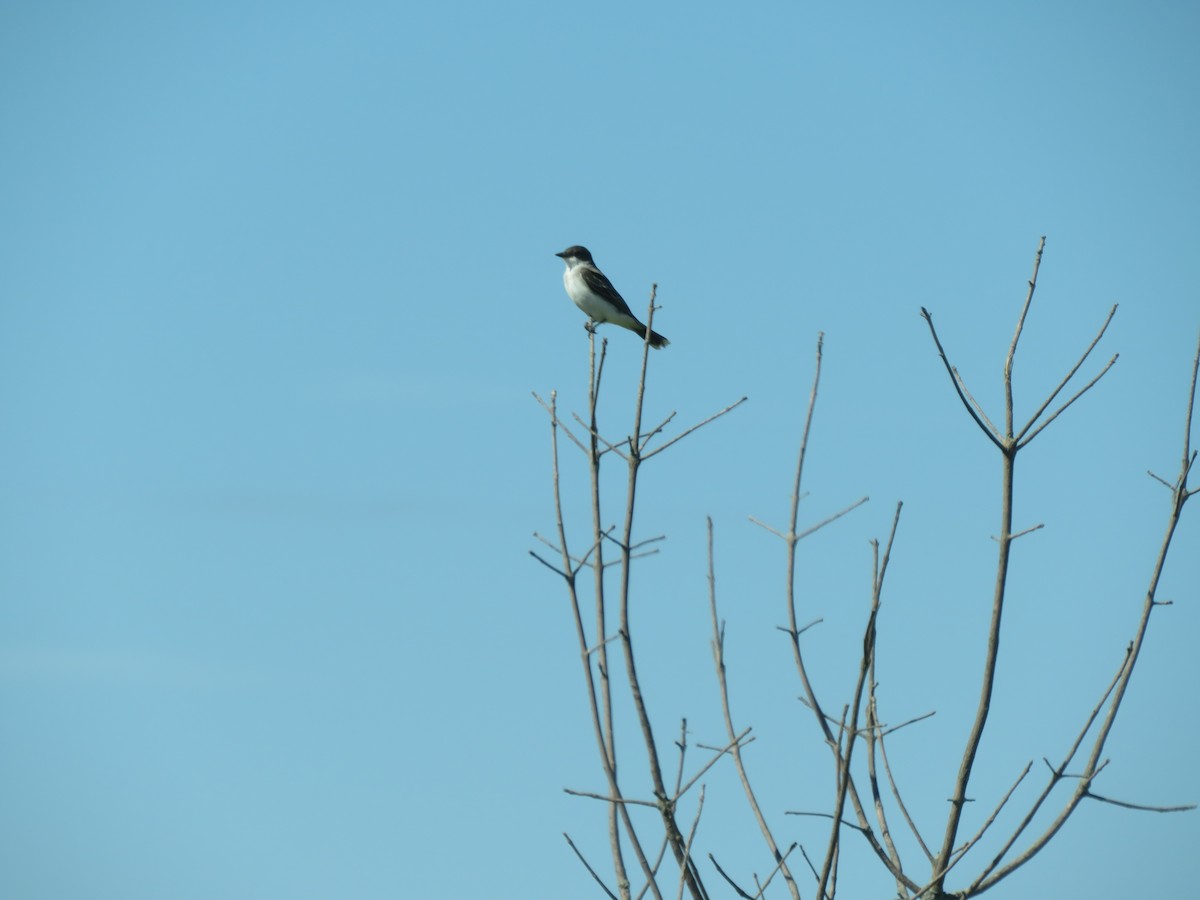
left=632, top=323, right=670, bottom=349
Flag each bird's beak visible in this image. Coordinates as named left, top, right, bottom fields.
left=554, top=251, right=566, bottom=258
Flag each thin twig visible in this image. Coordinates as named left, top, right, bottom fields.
left=879, top=710, right=936, bottom=738
left=574, top=411, right=632, bottom=461
left=750, top=497, right=869, bottom=545
left=775, top=335, right=913, bottom=894
left=529, top=550, right=568, bottom=579
left=920, top=308, right=1006, bottom=451
left=706, top=517, right=802, bottom=900
left=879, top=727, right=934, bottom=863
left=1007, top=523, right=1045, bottom=541
left=1183, top=328, right=1200, bottom=469
left=1085, top=792, right=1197, bottom=813
left=796, top=496, right=871, bottom=541
left=565, top=832, right=621, bottom=900
left=784, top=810, right=867, bottom=833
left=973, top=348, right=1198, bottom=894
left=946, top=761, right=1032, bottom=875
left=747, top=516, right=784, bottom=538
left=673, top=720, right=689, bottom=798
left=1015, top=303, right=1118, bottom=443
left=676, top=787, right=706, bottom=900
left=931, top=241, right=1047, bottom=895
left=1004, top=236, right=1047, bottom=438
left=820, top=503, right=902, bottom=896
left=644, top=396, right=749, bottom=460
left=639, top=410, right=679, bottom=454
left=953, top=366, right=1003, bottom=438
left=637, top=834, right=672, bottom=900
left=797, top=844, right=822, bottom=888
left=864, top=505, right=905, bottom=881
left=751, top=843, right=799, bottom=900
left=564, top=788, right=661, bottom=808
left=708, top=855, right=754, bottom=900
left=967, top=646, right=1132, bottom=893
left=776, top=617, right=823, bottom=640
left=630, top=534, right=668, bottom=552
left=582, top=331, right=643, bottom=898
left=533, top=390, right=590, bottom=454
left=695, top=736, right=757, bottom=754
left=676, top=728, right=753, bottom=800
left=616, top=291, right=709, bottom=900
left=1017, top=353, right=1119, bottom=448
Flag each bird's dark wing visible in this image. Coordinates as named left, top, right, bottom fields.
left=580, top=265, right=637, bottom=318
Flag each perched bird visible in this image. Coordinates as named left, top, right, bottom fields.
left=555, top=245, right=669, bottom=348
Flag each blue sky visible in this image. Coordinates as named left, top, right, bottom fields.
left=1, top=2, right=1197, bottom=897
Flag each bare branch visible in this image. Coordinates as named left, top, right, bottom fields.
left=953, top=365, right=1003, bottom=437
left=817, top=502, right=903, bottom=897
left=644, top=396, right=749, bottom=460
left=1085, top=792, right=1197, bottom=813
left=706, top=517, right=802, bottom=900
left=1007, top=523, right=1045, bottom=541
left=784, top=810, right=868, bottom=834
left=672, top=720, right=689, bottom=798
left=637, top=837, right=671, bottom=900
left=630, top=534, right=668, bottom=552
left=531, top=530, right=563, bottom=554
left=609, top=289, right=709, bottom=900
left=776, top=617, right=823, bottom=640
left=793, top=332, right=825, bottom=509
left=564, top=787, right=661, bottom=808
left=746, top=496, right=871, bottom=550
left=966, top=647, right=1131, bottom=893
left=1146, top=469, right=1175, bottom=490
left=879, top=727, right=934, bottom=863
left=582, top=330, right=645, bottom=896
left=532, top=530, right=598, bottom=576
left=971, top=376, right=1198, bottom=900
left=1015, top=303, right=1118, bottom=443
left=751, top=843, right=800, bottom=900
left=1004, top=236, right=1047, bottom=437
left=796, top=496, right=871, bottom=542
left=1183, top=328, right=1200, bottom=467
left=863, top=504, right=906, bottom=882
left=676, top=728, right=753, bottom=800
left=695, top=735, right=757, bottom=754
left=708, top=855, right=755, bottom=900
left=879, top=710, right=936, bottom=739
left=573, top=411, right=632, bottom=461
left=675, top=787, right=706, bottom=900
left=766, top=338, right=913, bottom=894
left=639, top=410, right=679, bottom=454
left=529, top=550, right=569, bottom=579
left=920, top=307, right=1006, bottom=450
left=565, top=832, right=621, bottom=900
left=796, top=845, right=825, bottom=898
left=631, top=548, right=662, bottom=561
left=945, top=761, right=1033, bottom=875
left=1017, top=353, right=1119, bottom=449
left=747, top=516, right=785, bottom=538
left=533, top=390, right=589, bottom=454
left=931, top=241, right=1052, bottom=893
left=584, top=634, right=621, bottom=657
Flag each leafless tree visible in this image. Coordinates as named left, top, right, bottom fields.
left=532, top=239, right=1197, bottom=899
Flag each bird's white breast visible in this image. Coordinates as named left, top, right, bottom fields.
left=563, top=264, right=612, bottom=322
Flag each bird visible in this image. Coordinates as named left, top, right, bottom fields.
left=555, top=245, right=669, bottom=348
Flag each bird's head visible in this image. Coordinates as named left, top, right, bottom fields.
left=555, top=245, right=593, bottom=265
